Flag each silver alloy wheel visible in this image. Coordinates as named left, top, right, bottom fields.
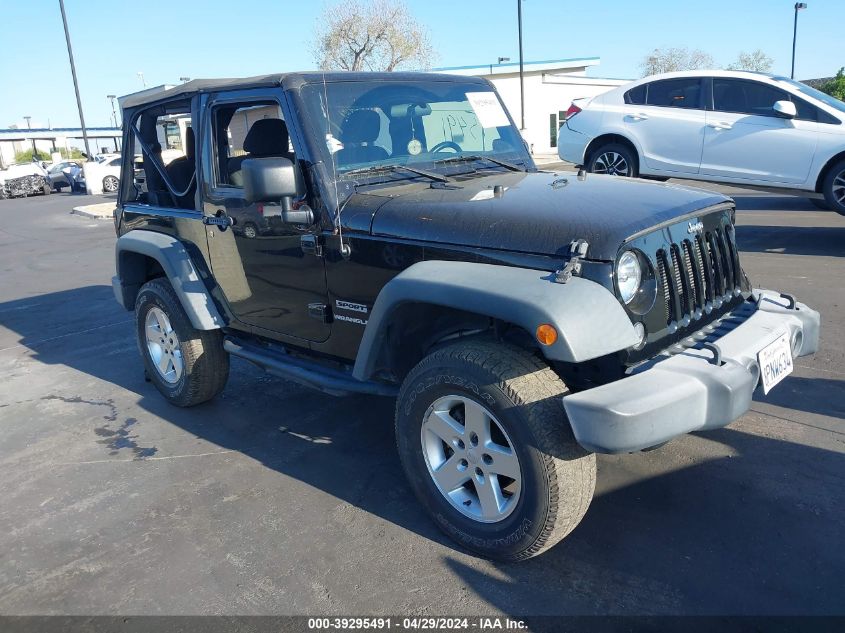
left=421, top=395, right=522, bottom=523
left=243, top=223, right=257, bottom=239
left=144, top=306, right=184, bottom=384
left=832, top=168, right=845, bottom=206
left=103, top=175, right=119, bottom=193
left=593, top=151, right=630, bottom=176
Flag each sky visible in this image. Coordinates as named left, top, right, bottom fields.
left=0, top=0, right=842, bottom=130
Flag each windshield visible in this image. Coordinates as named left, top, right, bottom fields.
left=773, top=76, right=845, bottom=115
left=301, top=79, right=532, bottom=182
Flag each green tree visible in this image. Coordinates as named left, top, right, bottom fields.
left=14, top=149, right=52, bottom=163
left=819, top=68, right=845, bottom=101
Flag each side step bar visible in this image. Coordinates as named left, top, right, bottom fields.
left=223, top=338, right=398, bottom=398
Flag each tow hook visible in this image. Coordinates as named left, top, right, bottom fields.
left=554, top=239, right=589, bottom=283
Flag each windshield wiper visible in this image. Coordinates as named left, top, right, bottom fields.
left=344, top=163, right=449, bottom=183
left=433, top=155, right=524, bottom=172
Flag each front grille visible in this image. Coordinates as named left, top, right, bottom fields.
left=656, top=225, right=743, bottom=329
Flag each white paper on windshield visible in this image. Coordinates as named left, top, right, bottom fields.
left=466, top=92, right=510, bottom=128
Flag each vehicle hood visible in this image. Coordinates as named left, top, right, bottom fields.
left=360, top=170, right=730, bottom=261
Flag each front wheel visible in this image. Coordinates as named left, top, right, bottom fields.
left=395, top=341, right=596, bottom=561
left=587, top=142, right=638, bottom=177
left=135, top=278, right=229, bottom=407
left=821, top=160, right=845, bottom=215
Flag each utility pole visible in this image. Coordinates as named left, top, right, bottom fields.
left=59, top=0, right=91, bottom=159
left=791, top=3, right=807, bottom=79
left=517, top=0, right=525, bottom=130
left=137, top=71, right=146, bottom=87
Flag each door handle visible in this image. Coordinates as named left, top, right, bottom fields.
left=202, top=210, right=234, bottom=231
left=707, top=122, right=733, bottom=130
left=628, top=113, right=649, bottom=121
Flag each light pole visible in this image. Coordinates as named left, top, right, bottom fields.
left=179, top=76, right=191, bottom=83
left=23, top=116, right=31, bottom=129
left=517, top=0, right=525, bottom=130
left=137, top=71, right=146, bottom=87
left=59, top=0, right=91, bottom=160
left=107, top=94, right=119, bottom=128
left=791, top=2, right=807, bottom=79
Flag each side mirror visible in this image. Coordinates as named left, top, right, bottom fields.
left=242, top=156, right=313, bottom=225
left=773, top=100, right=797, bottom=119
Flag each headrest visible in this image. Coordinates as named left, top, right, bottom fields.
left=243, top=118, right=290, bottom=157
left=184, top=127, right=195, bottom=160
left=340, top=110, right=381, bottom=144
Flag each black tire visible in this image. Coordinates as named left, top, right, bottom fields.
left=135, top=278, right=229, bottom=407
left=587, top=142, right=639, bottom=178
left=821, top=161, right=845, bottom=215
left=395, top=341, right=596, bottom=561
left=809, top=198, right=830, bottom=210
left=53, top=184, right=64, bottom=192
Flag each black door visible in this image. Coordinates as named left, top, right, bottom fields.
left=201, top=90, right=330, bottom=343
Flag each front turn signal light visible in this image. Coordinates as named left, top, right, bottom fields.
left=536, top=324, right=558, bottom=346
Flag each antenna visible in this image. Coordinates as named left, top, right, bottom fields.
left=322, top=71, right=351, bottom=258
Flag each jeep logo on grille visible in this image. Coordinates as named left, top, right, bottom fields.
left=687, top=220, right=704, bottom=235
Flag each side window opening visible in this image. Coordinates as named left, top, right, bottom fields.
left=123, top=101, right=195, bottom=209
left=211, top=102, right=293, bottom=188
left=712, top=79, right=789, bottom=118
left=624, top=84, right=646, bottom=105
left=645, top=79, right=702, bottom=109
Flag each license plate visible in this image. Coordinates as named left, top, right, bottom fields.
left=757, top=331, right=794, bottom=394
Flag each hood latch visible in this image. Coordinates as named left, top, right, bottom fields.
left=554, top=239, right=589, bottom=284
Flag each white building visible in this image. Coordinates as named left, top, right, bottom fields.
left=435, top=57, right=630, bottom=156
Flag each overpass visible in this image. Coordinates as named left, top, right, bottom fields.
left=0, top=127, right=122, bottom=167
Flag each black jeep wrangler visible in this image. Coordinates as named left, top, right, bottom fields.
left=112, top=72, right=820, bottom=561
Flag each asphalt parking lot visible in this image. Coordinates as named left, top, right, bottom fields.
left=0, top=184, right=843, bottom=618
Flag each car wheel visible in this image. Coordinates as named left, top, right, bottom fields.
left=809, top=198, right=830, bottom=210
left=53, top=184, right=64, bottom=192
left=102, top=175, right=120, bottom=193
left=135, top=278, right=229, bottom=407
left=821, top=160, right=845, bottom=215
left=587, top=142, right=638, bottom=177
left=395, top=340, right=596, bottom=561
left=242, top=222, right=258, bottom=239
left=41, top=182, right=52, bottom=195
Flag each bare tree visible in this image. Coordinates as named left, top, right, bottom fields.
left=313, top=0, right=435, bottom=72
left=640, top=47, right=716, bottom=77
left=727, top=49, right=774, bottom=73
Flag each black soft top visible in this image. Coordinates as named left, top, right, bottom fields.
left=120, top=72, right=489, bottom=110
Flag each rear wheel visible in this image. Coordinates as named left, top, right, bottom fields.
left=135, top=278, right=229, bottom=407
left=395, top=341, right=596, bottom=561
left=103, top=175, right=119, bottom=193
left=242, top=222, right=258, bottom=239
left=821, top=160, right=845, bottom=215
left=809, top=198, right=830, bottom=210
left=587, top=142, right=638, bottom=178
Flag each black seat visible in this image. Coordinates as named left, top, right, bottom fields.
left=228, top=119, right=293, bottom=187
left=335, top=110, right=389, bottom=166
left=166, top=126, right=196, bottom=208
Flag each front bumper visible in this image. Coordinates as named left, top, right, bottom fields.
left=562, top=290, right=820, bottom=454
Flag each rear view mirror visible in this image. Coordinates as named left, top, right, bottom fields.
left=773, top=100, right=797, bottom=119
left=241, top=157, right=313, bottom=225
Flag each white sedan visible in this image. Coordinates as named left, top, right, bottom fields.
left=557, top=70, right=845, bottom=214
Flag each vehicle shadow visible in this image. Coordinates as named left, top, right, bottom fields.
left=443, top=427, right=845, bottom=618
left=734, top=224, right=845, bottom=257
left=2, top=286, right=843, bottom=616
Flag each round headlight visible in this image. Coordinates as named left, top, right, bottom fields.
left=617, top=250, right=642, bottom=305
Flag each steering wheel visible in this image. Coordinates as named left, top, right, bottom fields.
left=429, top=140, right=462, bottom=153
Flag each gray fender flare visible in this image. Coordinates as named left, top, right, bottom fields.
left=113, top=230, right=224, bottom=330
left=352, top=261, right=639, bottom=380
